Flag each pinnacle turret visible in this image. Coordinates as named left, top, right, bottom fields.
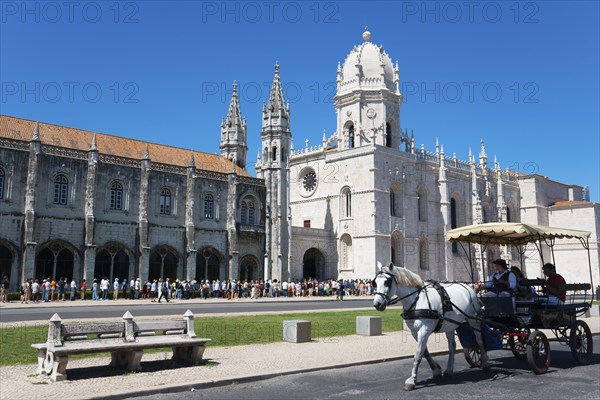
left=223, top=80, right=244, bottom=129
left=220, top=81, right=247, bottom=169
left=266, top=61, right=288, bottom=116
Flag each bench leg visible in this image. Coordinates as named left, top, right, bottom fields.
left=172, top=345, right=206, bottom=366
left=50, top=355, right=68, bottom=382
left=126, top=350, right=143, bottom=372
left=35, top=349, right=47, bottom=375
left=110, top=351, right=129, bottom=367
left=189, top=345, right=206, bottom=366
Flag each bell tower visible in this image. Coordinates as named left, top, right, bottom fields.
left=334, top=28, right=403, bottom=150
left=257, top=62, right=292, bottom=281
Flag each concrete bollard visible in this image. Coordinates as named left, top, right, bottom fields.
left=283, top=320, right=311, bottom=343
left=356, top=316, right=382, bottom=336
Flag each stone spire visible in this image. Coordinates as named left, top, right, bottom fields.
left=32, top=121, right=40, bottom=142
left=479, top=139, right=487, bottom=168
left=225, top=81, right=243, bottom=128
left=266, top=61, right=288, bottom=117
left=188, top=152, right=195, bottom=168
left=220, top=81, right=247, bottom=169
left=143, top=144, right=150, bottom=160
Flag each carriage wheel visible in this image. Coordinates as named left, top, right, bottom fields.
left=463, top=347, right=482, bottom=368
left=526, top=330, right=550, bottom=374
left=570, top=320, right=593, bottom=365
left=508, top=328, right=530, bottom=360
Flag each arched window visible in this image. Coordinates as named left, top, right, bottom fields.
left=391, top=231, right=404, bottom=266
left=149, top=246, right=179, bottom=281
left=53, top=174, right=69, bottom=205
left=506, top=206, right=511, bottom=222
left=0, top=167, right=4, bottom=199
left=385, top=122, right=392, bottom=148
left=263, top=147, right=268, bottom=161
left=419, top=238, right=428, bottom=270
left=241, top=201, right=248, bottom=224
left=272, top=146, right=277, bottom=162
left=110, top=181, right=123, bottom=210
left=248, top=202, right=255, bottom=225
left=348, top=125, right=355, bottom=149
left=240, top=197, right=256, bottom=224
left=160, top=188, right=172, bottom=215
left=450, top=198, right=458, bottom=254
left=342, top=188, right=352, bottom=218
left=417, top=188, right=427, bottom=222
left=390, top=190, right=395, bottom=216
left=204, top=193, right=214, bottom=219
left=196, top=249, right=221, bottom=282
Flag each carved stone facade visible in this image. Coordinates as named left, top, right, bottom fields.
left=0, top=115, right=265, bottom=290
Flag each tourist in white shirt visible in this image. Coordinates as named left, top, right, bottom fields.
left=70, top=279, right=77, bottom=301
left=100, top=278, right=109, bottom=301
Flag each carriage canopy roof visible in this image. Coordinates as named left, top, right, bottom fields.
left=446, top=222, right=591, bottom=246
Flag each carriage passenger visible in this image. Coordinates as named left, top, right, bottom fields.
left=481, top=259, right=517, bottom=298
left=541, top=263, right=566, bottom=304
left=510, top=267, right=532, bottom=298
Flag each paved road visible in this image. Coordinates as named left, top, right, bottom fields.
left=138, top=336, right=600, bottom=400
left=0, top=299, right=376, bottom=323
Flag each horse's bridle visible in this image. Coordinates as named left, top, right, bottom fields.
left=374, top=271, right=431, bottom=306
left=374, top=271, right=399, bottom=305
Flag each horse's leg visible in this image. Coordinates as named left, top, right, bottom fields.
left=444, top=330, right=456, bottom=378
left=410, top=328, right=442, bottom=377
left=470, top=319, right=490, bottom=371
left=423, top=349, right=443, bottom=378
left=405, top=324, right=432, bottom=391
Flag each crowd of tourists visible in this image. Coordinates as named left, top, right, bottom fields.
left=12, top=277, right=377, bottom=304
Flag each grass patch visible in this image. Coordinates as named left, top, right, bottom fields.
left=592, top=301, right=600, bottom=305
left=0, top=309, right=401, bottom=366
left=195, top=309, right=401, bottom=347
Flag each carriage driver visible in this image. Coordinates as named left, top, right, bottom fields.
left=481, top=259, right=517, bottom=297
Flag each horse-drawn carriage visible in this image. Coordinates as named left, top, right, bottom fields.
left=373, top=222, right=595, bottom=391
left=446, top=222, right=595, bottom=374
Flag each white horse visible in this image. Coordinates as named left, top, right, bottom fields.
left=373, top=261, right=490, bottom=391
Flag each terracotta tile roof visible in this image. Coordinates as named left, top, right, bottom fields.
left=550, top=200, right=594, bottom=208
left=0, top=114, right=250, bottom=177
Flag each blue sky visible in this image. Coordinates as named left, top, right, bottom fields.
left=1, top=1, right=599, bottom=201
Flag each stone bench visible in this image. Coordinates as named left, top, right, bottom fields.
left=31, top=310, right=210, bottom=382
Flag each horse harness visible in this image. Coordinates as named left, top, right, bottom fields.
left=401, top=281, right=464, bottom=333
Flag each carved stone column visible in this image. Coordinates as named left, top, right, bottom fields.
left=22, top=123, right=41, bottom=282
left=83, top=135, right=98, bottom=281
left=138, top=146, right=151, bottom=281
left=185, top=155, right=197, bottom=281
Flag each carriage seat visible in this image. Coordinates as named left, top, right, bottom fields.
left=522, top=283, right=591, bottom=312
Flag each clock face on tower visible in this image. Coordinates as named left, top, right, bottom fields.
left=298, top=167, right=318, bottom=197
